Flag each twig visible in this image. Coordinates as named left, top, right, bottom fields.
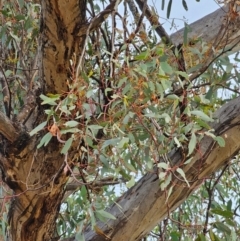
left=0, top=66, right=11, bottom=117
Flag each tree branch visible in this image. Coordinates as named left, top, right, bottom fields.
left=60, top=95, right=240, bottom=241
left=134, top=0, right=172, bottom=45
left=55, top=3, right=240, bottom=241
left=77, top=0, right=123, bottom=37
left=0, top=112, right=19, bottom=142
left=170, top=4, right=240, bottom=53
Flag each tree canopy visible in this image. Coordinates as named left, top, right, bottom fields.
left=0, top=0, right=240, bottom=240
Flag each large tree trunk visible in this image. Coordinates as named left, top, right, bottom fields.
left=0, top=136, right=68, bottom=240
left=0, top=0, right=87, bottom=240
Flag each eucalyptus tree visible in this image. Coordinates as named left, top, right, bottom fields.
left=0, top=0, right=240, bottom=241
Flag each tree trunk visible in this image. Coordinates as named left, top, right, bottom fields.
left=1, top=136, right=68, bottom=240
left=0, top=0, right=88, bottom=240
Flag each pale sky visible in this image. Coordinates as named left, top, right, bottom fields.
left=150, top=0, right=221, bottom=33
left=116, top=0, right=222, bottom=36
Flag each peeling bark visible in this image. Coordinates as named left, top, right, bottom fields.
left=0, top=135, right=69, bottom=240
left=0, top=112, right=19, bottom=142
left=0, top=0, right=88, bottom=240
left=40, top=0, right=87, bottom=93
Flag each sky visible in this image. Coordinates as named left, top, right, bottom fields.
left=115, top=0, right=222, bottom=39
left=147, top=0, right=221, bottom=33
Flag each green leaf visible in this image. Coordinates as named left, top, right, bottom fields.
left=160, top=172, right=172, bottom=191
left=166, top=186, right=173, bottom=202
left=64, top=120, right=79, bottom=128
left=214, top=222, right=231, bottom=234
left=184, top=22, right=191, bottom=46
left=159, top=172, right=166, bottom=180
left=80, top=186, right=87, bottom=201
left=60, top=128, right=80, bottom=134
left=30, top=121, right=47, bottom=136
left=205, top=86, right=214, bottom=100
left=188, top=132, right=197, bottom=156
left=5, top=70, right=13, bottom=77
left=166, top=94, right=179, bottom=100
left=195, top=118, right=211, bottom=129
left=85, top=136, right=93, bottom=147
left=184, top=157, right=193, bottom=164
left=214, top=136, right=225, bottom=147
left=61, top=137, right=73, bottom=154
left=176, top=168, right=190, bottom=187
left=161, top=0, right=165, bottom=10
left=211, top=209, right=233, bottom=218
left=191, top=110, right=214, bottom=122
left=96, top=209, right=116, bottom=220
left=75, top=232, right=85, bottom=241
left=167, top=0, right=172, bottom=19
left=37, top=132, right=52, bottom=149
left=230, top=230, right=237, bottom=241
left=227, top=200, right=232, bottom=211
left=170, top=231, right=180, bottom=241
left=158, top=162, right=169, bottom=170
left=89, top=207, right=96, bottom=228
left=176, top=71, right=189, bottom=80
left=126, top=175, right=135, bottom=188
left=182, top=0, right=188, bottom=11
left=196, top=234, right=206, bottom=241
left=161, top=61, right=173, bottom=74
left=134, top=50, right=150, bottom=60
left=40, top=94, right=59, bottom=105
left=124, top=160, right=137, bottom=172
left=102, top=138, right=120, bottom=149
left=88, top=125, right=103, bottom=130
left=174, top=137, right=181, bottom=148
left=118, top=137, right=129, bottom=149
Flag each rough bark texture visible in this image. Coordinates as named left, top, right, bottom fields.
left=40, top=0, right=87, bottom=94
left=0, top=1, right=88, bottom=240
left=0, top=1, right=122, bottom=240
left=1, top=137, right=69, bottom=240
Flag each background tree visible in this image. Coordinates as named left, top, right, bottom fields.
left=0, top=0, right=240, bottom=240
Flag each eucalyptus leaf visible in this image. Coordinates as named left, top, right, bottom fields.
left=61, top=137, right=73, bottom=154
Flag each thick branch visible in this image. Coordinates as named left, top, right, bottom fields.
left=135, top=0, right=172, bottom=45
left=0, top=112, right=19, bottom=142
left=59, top=4, right=240, bottom=240
left=170, top=4, right=240, bottom=53
left=80, top=97, right=240, bottom=241
left=77, top=0, right=123, bottom=37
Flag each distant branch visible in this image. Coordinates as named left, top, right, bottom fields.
left=0, top=66, right=11, bottom=117
left=170, top=4, right=240, bottom=52
left=78, top=0, right=122, bottom=36
left=134, top=0, right=172, bottom=45
left=0, top=112, right=19, bottom=142
left=65, top=177, right=123, bottom=191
